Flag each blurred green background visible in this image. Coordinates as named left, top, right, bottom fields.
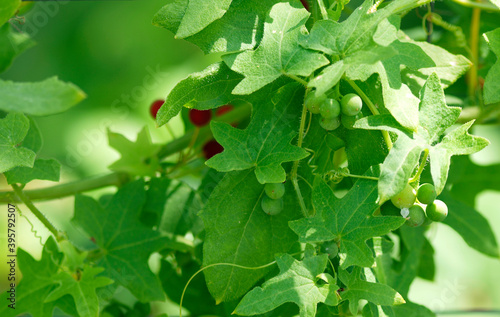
left=0, top=1, right=499, bottom=316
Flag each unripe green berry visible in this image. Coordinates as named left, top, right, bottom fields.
left=321, top=240, right=339, bottom=259
left=406, top=204, right=426, bottom=227
left=417, top=183, right=437, bottom=205
left=320, top=99, right=341, bottom=119
left=341, top=93, right=363, bottom=116
left=261, top=196, right=283, bottom=215
left=305, top=91, right=327, bottom=114
left=341, top=113, right=362, bottom=130
left=320, top=117, right=341, bottom=131
left=264, top=183, right=285, bottom=200
left=391, top=183, right=417, bottom=209
left=426, top=200, right=448, bottom=222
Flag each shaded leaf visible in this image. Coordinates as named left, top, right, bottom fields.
left=483, top=28, right=500, bottom=105
left=0, top=112, right=36, bottom=173
left=4, top=158, right=60, bottom=184
left=0, top=23, right=34, bottom=73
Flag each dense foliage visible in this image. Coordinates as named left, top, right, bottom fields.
left=1, top=0, right=500, bottom=316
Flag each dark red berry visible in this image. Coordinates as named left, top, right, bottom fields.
left=203, top=140, right=223, bottom=159
left=300, top=0, right=310, bottom=11
left=189, top=109, right=212, bottom=127
left=216, top=104, right=234, bottom=116
left=150, top=99, right=164, bottom=119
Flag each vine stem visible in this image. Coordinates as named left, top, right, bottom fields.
left=11, top=184, right=61, bottom=240
left=345, top=79, right=393, bottom=150
left=283, top=72, right=308, bottom=87
left=341, top=172, right=379, bottom=181
left=450, top=0, right=500, bottom=11
left=467, top=4, right=481, bottom=98
left=317, top=0, right=329, bottom=20
left=409, top=148, right=429, bottom=183
left=291, top=93, right=310, bottom=218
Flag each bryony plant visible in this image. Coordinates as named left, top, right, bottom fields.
left=1, top=0, right=500, bottom=316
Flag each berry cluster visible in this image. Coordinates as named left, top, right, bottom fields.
left=305, top=91, right=363, bottom=131
left=389, top=183, right=448, bottom=227
left=261, top=183, right=285, bottom=215
left=149, top=101, right=234, bottom=160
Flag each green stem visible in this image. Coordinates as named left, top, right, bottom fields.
left=467, top=5, right=481, bottom=98
left=317, top=0, right=329, bottom=19
left=0, top=172, right=129, bottom=204
left=450, top=0, right=500, bottom=11
left=291, top=94, right=311, bottom=218
left=345, top=79, right=393, bottom=150
left=11, top=184, right=61, bottom=240
left=283, top=72, right=308, bottom=87
left=341, top=173, right=379, bottom=181
left=409, top=149, right=429, bottom=183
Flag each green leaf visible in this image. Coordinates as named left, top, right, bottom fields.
left=0, top=112, right=36, bottom=173
left=108, top=127, right=160, bottom=176
left=153, top=0, right=277, bottom=54
left=355, top=73, right=489, bottom=202
left=206, top=83, right=309, bottom=184
left=0, top=77, right=86, bottom=116
left=440, top=191, right=499, bottom=258
left=483, top=28, right=500, bottom=105
left=45, top=265, right=113, bottom=317
left=141, top=177, right=171, bottom=228
left=223, top=2, right=328, bottom=94
left=0, top=0, right=20, bottom=27
left=289, top=167, right=405, bottom=268
left=72, top=180, right=170, bottom=302
left=21, top=116, right=43, bottom=154
left=174, top=0, right=232, bottom=38
left=0, top=237, right=77, bottom=317
left=392, top=302, right=435, bottom=317
left=156, top=62, right=242, bottom=126
left=339, top=267, right=405, bottom=315
left=234, top=254, right=338, bottom=317
left=4, top=158, right=60, bottom=184
left=199, top=170, right=302, bottom=302
left=0, top=23, right=34, bottom=73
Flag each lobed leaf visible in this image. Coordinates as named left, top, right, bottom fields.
left=4, top=158, right=60, bottom=184
left=483, top=28, right=500, bottom=105
left=0, top=112, right=36, bottom=173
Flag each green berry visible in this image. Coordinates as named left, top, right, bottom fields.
left=321, top=240, right=339, bottom=259
left=305, top=91, right=327, bottom=114
left=426, top=200, right=448, bottom=222
left=341, top=93, right=363, bottom=116
left=264, top=183, right=285, bottom=200
left=320, top=117, right=341, bottom=131
left=391, top=183, right=417, bottom=209
left=320, top=99, right=341, bottom=119
left=417, top=183, right=437, bottom=205
left=261, top=196, right=283, bottom=215
left=406, top=205, right=426, bottom=227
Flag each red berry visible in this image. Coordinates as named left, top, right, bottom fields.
left=300, top=0, right=310, bottom=11
left=216, top=104, right=234, bottom=116
left=203, top=140, right=223, bottom=159
left=150, top=99, right=164, bottom=119
left=189, top=109, right=212, bottom=127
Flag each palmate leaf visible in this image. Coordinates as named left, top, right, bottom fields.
left=355, top=73, right=489, bottom=202
left=4, top=158, right=60, bottom=184
left=234, top=254, right=339, bottom=317
left=45, top=266, right=113, bottom=317
left=303, top=7, right=469, bottom=131
left=206, top=83, right=309, bottom=184
left=0, top=77, right=86, bottom=116
left=0, top=112, right=36, bottom=173
left=199, top=170, right=302, bottom=303
left=108, top=127, right=160, bottom=176
left=338, top=267, right=405, bottom=315
left=222, top=1, right=329, bottom=95
left=289, top=167, right=405, bottom=269
left=156, top=62, right=243, bottom=126
left=153, top=0, right=278, bottom=54
left=72, top=180, right=170, bottom=302
left=0, top=237, right=78, bottom=317
left=483, top=28, right=500, bottom=105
